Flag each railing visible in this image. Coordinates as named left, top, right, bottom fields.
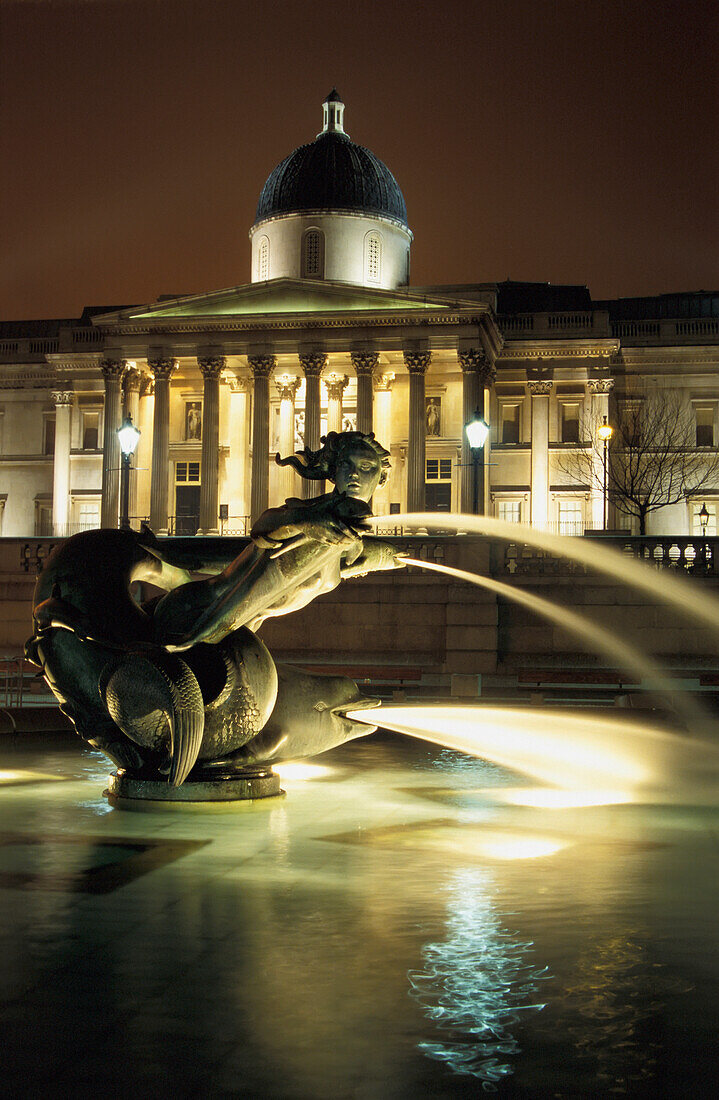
left=0, top=658, right=24, bottom=708
left=548, top=312, right=593, bottom=329
left=72, top=329, right=103, bottom=345
left=611, top=321, right=661, bottom=339
left=492, top=534, right=719, bottom=577
left=674, top=319, right=719, bottom=338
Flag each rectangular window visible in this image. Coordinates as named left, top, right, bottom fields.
left=82, top=411, right=99, bottom=450
left=176, top=461, right=200, bottom=484
left=77, top=502, right=100, bottom=531
left=560, top=403, right=580, bottom=443
left=501, top=405, right=520, bottom=444
left=426, top=458, right=452, bottom=480
left=498, top=500, right=521, bottom=524
left=558, top=499, right=584, bottom=536
left=695, top=407, right=714, bottom=447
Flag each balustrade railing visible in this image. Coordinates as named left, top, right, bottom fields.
left=492, top=534, right=718, bottom=577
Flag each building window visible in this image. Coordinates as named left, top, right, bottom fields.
left=365, top=232, right=382, bottom=283
left=43, top=415, right=55, bottom=455
left=557, top=498, right=584, bottom=536
left=258, top=236, right=270, bottom=280
left=425, top=456, right=452, bottom=512
left=176, top=461, right=201, bottom=483
left=82, top=411, right=99, bottom=450
left=501, top=404, right=520, bottom=444
left=302, top=229, right=324, bottom=278
left=76, top=501, right=100, bottom=531
left=560, top=402, right=581, bottom=443
left=692, top=502, right=717, bottom=536
left=695, top=406, right=714, bottom=447
left=498, top=499, right=522, bottom=524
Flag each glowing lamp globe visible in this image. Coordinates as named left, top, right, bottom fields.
left=117, top=415, right=141, bottom=457
left=597, top=416, right=613, bottom=443
left=465, top=409, right=490, bottom=449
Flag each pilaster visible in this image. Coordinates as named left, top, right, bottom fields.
left=148, top=356, right=176, bottom=534
left=51, top=391, right=73, bottom=535
left=249, top=355, right=276, bottom=522
left=100, top=358, right=126, bottom=529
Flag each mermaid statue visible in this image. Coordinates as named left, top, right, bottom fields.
left=26, top=431, right=403, bottom=796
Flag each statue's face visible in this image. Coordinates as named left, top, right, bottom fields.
left=334, top=445, right=383, bottom=502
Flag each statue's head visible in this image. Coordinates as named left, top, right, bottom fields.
left=276, top=430, right=391, bottom=502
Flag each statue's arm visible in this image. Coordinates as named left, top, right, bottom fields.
left=340, top=536, right=404, bottom=578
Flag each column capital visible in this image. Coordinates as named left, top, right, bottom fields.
left=588, top=377, right=615, bottom=395
left=528, top=379, right=553, bottom=396
left=122, top=367, right=142, bottom=394
left=148, top=357, right=177, bottom=381
left=248, top=354, right=276, bottom=378
left=276, top=374, right=300, bottom=402
left=100, top=357, right=126, bottom=380
left=458, top=348, right=496, bottom=385
left=373, top=371, right=395, bottom=392
left=403, top=350, right=431, bottom=374
left=299, top=352, right=328, bottom=378
left=51, top=390, right=74, bottom=406
left=324, top=373, right=348, bottom=401
left=198, top=355, right=226, bottom=380
left=350, top=350, right=379, bottom=376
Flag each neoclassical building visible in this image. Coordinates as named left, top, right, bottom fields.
left=1, top=90, right=718, bottom=540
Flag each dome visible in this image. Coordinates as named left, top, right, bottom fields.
left=254, top=91, right=408, bottom=229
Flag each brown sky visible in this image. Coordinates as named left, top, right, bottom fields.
left=1, top=0, right=717, bottom=320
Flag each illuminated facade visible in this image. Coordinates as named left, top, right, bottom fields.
left=1, top=92, right=718, bottom=540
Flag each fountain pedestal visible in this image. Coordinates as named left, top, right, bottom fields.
left=106, top=766, right=283, bottom=811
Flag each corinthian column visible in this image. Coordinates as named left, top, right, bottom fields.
left=529, top=378, right=553, bottom=529
left=459, top=348, right=496, bottom=514
left=373, top=372, right=395, bottom=515
left=122, top=368, right=141, bottom=523
left=148, top=357, right=176, bottom=534
left=100, top=358, right=125, bottom=528
left=299, top=352, right=327, bottom=499
left=588, top=376, right=615, bottom=529
left=404, top=350, right=431, bottom=512
left=249, top=355, right=275, bottom=522
left=325, top=373, right=348, bottom=434
left=198, top=355, right=225, bottom=534
left=276, top=375, right=300, bottom=502
left=351, top=351, right=379, bottom=435
left=51, top=391, right=73, bottom=535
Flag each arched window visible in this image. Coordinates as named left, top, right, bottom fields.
left=302, top=229, right=324, bottom=278
left=258, top=236, right=270, bottom=281
left=365, top=231, right=382, bottom=283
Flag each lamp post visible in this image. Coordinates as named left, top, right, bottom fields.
left=699, top=502, right=710, bottom=569
left=597, top=415, right=613, bottom=530
left=117, top=414, right=141, bottom=530
left=465, top=407, right=490, bottom=515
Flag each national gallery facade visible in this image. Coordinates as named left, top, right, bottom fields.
left=1, top=91, right=718, bottom=540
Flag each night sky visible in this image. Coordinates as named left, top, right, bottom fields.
left=2, top=0, right=717, bottom=320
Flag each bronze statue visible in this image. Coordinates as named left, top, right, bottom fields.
left=26, top=431, right=402, bottom=794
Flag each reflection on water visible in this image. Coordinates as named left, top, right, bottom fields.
left=409, top=866, right=550, bottom=1090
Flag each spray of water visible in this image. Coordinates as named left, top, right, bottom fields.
left=397, top=555, right=710, bottom=730
left=370, top=513, right=719, bottom=641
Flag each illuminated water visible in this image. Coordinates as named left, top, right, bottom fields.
left=0, top=732, right=717, bottom=1097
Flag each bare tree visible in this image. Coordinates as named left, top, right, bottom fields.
left=558, top=390, right=719, bottom=535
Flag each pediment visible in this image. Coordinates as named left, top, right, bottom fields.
left=97, top=278, right=469, bottom=324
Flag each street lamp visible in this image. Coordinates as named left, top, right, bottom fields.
left=597, top=415, right=613, bottom=530
left=117, top=414, right=141, bottom=530
left=465, top=407, right=490, bottom=515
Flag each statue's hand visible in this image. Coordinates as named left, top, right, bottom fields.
left=266, top=494, right=369, bottom=558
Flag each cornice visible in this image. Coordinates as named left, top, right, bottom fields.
left=0, top=371, right=57, bottom=389
left=96, top=312, right=494, bottom=337
left=499, top=339, right=620, bottom=361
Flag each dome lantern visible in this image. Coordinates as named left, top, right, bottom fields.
left=319, top=88, right=347, bottom=138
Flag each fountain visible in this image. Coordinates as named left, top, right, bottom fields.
left=25, top=436, right=719, bottom=809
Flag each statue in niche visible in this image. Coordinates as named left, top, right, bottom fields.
left=26, top=431, right=402, bottom=789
